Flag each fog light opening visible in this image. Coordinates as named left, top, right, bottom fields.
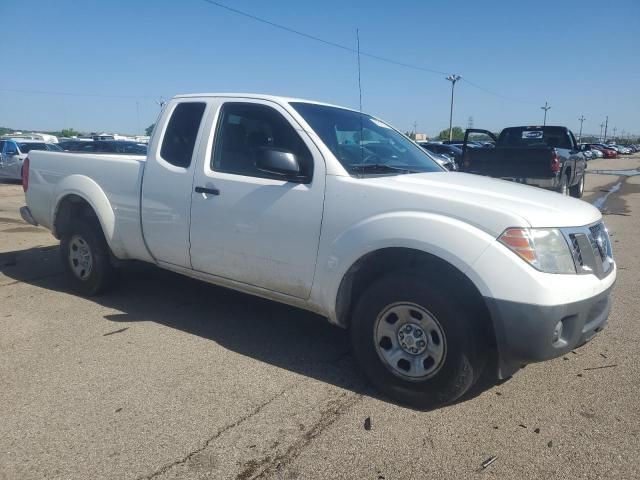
left=552, top=320, right=564, bottom=344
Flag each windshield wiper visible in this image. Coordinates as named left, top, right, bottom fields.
left=349, top=163, right=416, bottom=174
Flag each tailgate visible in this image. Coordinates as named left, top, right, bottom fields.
left=465, top=147, right=553, bottom=178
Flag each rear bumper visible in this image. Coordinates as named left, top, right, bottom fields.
left=20, top=206, right=38, bottom=226
left=498, top=176, right=559, bottom=189
left=485, top=283, right=614, bottom=378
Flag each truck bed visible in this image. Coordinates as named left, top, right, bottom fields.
left=26, top=151, right=152, bottom=261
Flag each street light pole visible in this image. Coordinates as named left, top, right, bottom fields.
left=604, top=116, right=608, bottom=142
left=599, top=122, right=604, bottom=141
left=578, top=115, right=586, bottom=143
left=541, top=101, right=551, bottom=126
left=446, top=74, right=461, bottom=141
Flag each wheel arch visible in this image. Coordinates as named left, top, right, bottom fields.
left=564, top=165, right=573, bottom=183
left=51, top=175, right=122, bottom=257
left=334, top=247, right=496, bottom=350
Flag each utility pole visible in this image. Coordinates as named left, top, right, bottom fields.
left=540, top=101, right=551, bottom=126
left=603, top=116, right=608, bottom=142
left=578, top=115, right=586, bottom=143
left=467, top=116, right=474, bottom=130
left=613, top=127, right=617, bottom=141
left=446, top=74, right=461, bottom=141
left=599, top=122, right=604, bottom=141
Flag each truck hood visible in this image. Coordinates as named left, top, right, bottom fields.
left=362, top=172, right=601, bottom=236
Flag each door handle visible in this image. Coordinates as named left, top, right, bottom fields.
left=195, top=186, right=220, bottom=196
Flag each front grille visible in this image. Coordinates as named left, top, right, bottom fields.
left=569, top=234, right=584, bottom=266
left=589, top=223, right=608, bottom=262
left=563, top=222, right=613, bottom=278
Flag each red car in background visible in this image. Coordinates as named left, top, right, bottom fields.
left=586, top=144, right=617, bottom=158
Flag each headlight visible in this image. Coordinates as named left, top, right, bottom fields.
left=498, top=227, right=576, bottom=274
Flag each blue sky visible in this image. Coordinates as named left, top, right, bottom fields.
left=1, top=0, right=638, bottom=138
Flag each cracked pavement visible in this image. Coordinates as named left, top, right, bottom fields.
left=1, top=157, right=640, bottom=479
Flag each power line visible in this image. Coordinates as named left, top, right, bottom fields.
left=460, top=78, right=539, bottom=105
left=2, top=2, right=541, bottom=105
left=200, top=0, right=446, bottom=77
left=0, top=88, right=159, bottom=99
left=199, top=0, right=545, bottom=104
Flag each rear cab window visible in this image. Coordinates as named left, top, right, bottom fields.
left=498, top=127, right=572, bottom=149
left=160, top=102, right=207, bottom=168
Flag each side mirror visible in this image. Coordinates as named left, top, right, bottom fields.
left=255, top=147, right=303, bottom=180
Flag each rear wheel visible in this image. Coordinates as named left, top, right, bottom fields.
left=60, top=219, right=117, bottom=296
left=351, top=271, right=487, bottom=409
left=570, top=174, right=585, bottom=198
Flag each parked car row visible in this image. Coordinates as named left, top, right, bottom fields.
left=581, top=143, right=636, bottom=159
left=58, top=140, right=148, bottom=155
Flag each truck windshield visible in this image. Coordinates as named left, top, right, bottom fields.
left=290, top=102, right=442, bottom=175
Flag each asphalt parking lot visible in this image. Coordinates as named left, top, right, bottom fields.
left=1, top=157, right=639, bottom=480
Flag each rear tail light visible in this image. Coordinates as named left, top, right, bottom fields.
left=550, top=149, right=560, bottom=173
left=22, top=157, right=30, bottom=192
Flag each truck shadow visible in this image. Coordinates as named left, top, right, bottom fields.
left=0, top=245, right=502, bottom=410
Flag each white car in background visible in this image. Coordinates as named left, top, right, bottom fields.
left=0, top=139, right=62, bottom=180
left=589, top=148, right=604, bottom=159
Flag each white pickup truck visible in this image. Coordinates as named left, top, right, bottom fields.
left=21, top=94, right=616, bottom=408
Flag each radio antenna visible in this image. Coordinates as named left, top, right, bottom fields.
left=356, top=28, right=363, bottom=113
left=356, top=28, right=364, bottom=164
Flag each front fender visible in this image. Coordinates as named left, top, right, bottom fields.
left=52, top=175, right=124, bottom=258
left=313, top=211, right=498, bottom=323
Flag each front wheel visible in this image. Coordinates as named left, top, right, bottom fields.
left=570, top=174, right=585, bottom=198
left=60, top=219, right=117, bottom=296
left=351, top=271, right=487, bottom=409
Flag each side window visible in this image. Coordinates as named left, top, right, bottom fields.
left=212, top=102, right=313, bottom=180
left=160, top=102, right=206, bottom=168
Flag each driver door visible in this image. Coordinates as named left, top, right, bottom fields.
left=189, top=99, right=326, bottom=299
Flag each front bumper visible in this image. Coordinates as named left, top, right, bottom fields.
left=485, top=283, right=614, bottom=378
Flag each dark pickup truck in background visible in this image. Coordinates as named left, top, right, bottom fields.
left=461, top=126, right=587, bottom=198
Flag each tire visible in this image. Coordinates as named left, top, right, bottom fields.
left=558, top=174, right=569, bottom=196
left=570, top=174, right=585, bottom=198
left=60, top=218, right=117, bottom=296
left=351, top=271, right=487, bottom=409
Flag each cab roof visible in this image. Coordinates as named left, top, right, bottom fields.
left=173, top=93, right=358, bottom=113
